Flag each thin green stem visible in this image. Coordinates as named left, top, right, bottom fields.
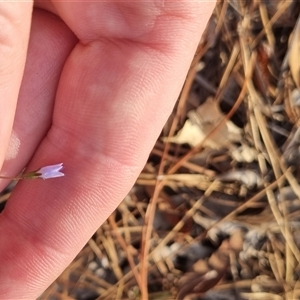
left=0, top=173, right=39, bottom=181
left=0, top=175, right=22, bottom=181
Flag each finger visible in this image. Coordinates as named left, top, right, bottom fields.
left=0, top=9, right=77, bottom=192
left=0, top=2, right=33, bottom=170
left=0, top=2, right=215, bottom=298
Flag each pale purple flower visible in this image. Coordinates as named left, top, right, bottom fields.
left=36, top=163, right=64, bottom=179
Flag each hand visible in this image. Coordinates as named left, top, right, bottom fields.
left=0, top=1, right=215, bottom=298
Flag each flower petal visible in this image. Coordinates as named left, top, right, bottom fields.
left=36, top=163, right=64, bottom=179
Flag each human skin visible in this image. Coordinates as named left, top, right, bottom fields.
left=0, top=1, right=215, bottom=298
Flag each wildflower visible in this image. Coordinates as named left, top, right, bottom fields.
left=35, top=163, right=64, bottom=179
left=0, top=163, right=65, bottom=180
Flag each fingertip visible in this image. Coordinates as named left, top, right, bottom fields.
left=0, top=2, right=33, bottom=170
